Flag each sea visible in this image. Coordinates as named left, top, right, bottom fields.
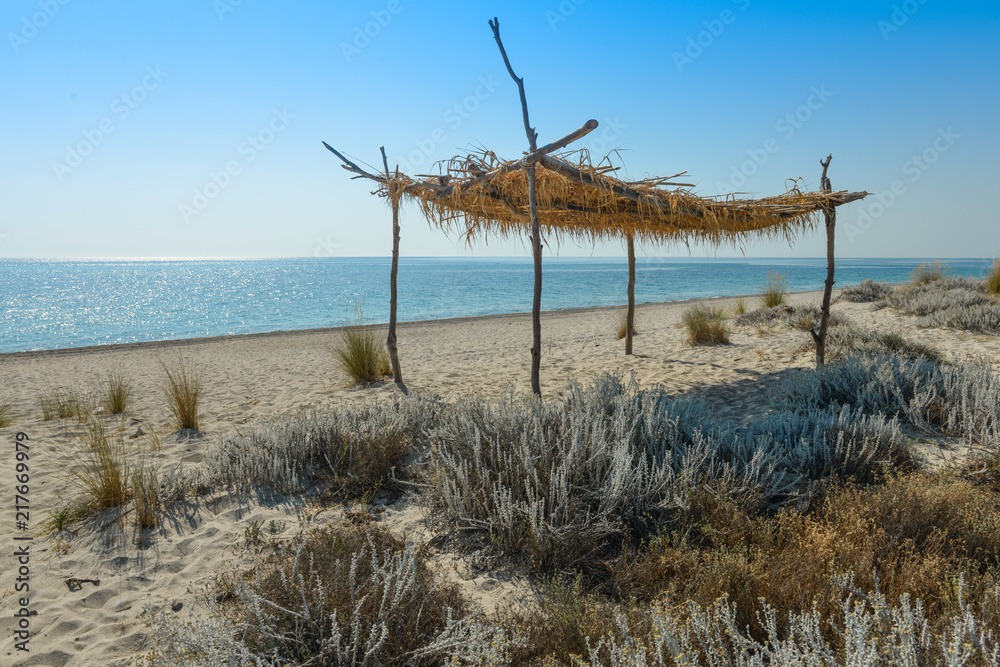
left=0, top=257, right=994, bottom=354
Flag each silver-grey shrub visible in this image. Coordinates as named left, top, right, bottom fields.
left=144, top=537, right=519, bottom=666
left=877, top=276, right=1000, bottom=332
left=577, top=578, right=1000, bottom=667
left=779, top=353, right=1000, bottom=449
left=202, top=395, right=440, bottom=494
left=842, top=278, right=895, bottom=303
left=427, top=373, right=906, bottom=568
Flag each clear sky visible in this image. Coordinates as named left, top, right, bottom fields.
left=2, top=0, right=997, bottom=259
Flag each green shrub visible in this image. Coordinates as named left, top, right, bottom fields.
left=160, top=360, right=202, bottom=431
left=99, top=368, right=133, bottom=415
left=986, top=257, right=1000, bottom=296
left=334, top=305, right=392, bottom=385
left=911, top=260, right=949, bottom=286
left=683, top=304, right=730, bottom=345
left=0, top=400, right=15, bottom=427
left=616, top=310, right=637, bottom=340
left=759, top=271, right=787, bottom=308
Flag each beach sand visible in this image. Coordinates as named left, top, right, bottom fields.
left=1, top=290, right=997, bottom=666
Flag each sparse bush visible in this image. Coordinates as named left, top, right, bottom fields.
left=39, top=386, right=90, bottom=422
left=842, top=278, right=894, bottom=302
left=0, top=400, right=15, bottom=427
left=203, top=395, right=435, bottom=497
left=987, top=258, right=1000, bottom=296
left=100, top=368, right=133, bottom=415
left=759, top=271, right=787, bottom=308
left=682, top=304, right=729, bottom=345
left=429, top=373, right=906, bottom=572
left=160, top=360, right=202, bottom=431
left=830, top=326, right=943, bottom=363
left=334, top=304, right=392, bottom=385
left=616, top=310, right=637, bottom=340
left=911, top=259, right=949, bottom=285
left=147, top=524, right=518, bottom=665
left=877, top=275, right=1000, bottom=332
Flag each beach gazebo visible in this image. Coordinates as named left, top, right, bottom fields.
left=324, top=18, right=868, bottom=395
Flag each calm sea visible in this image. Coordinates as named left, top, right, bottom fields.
left=0, top=257, right=993, bottom=354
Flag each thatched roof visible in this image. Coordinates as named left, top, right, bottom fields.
left=325, top=142, right=868, bottom=248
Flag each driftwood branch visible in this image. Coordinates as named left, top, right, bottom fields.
left=490, top=16, right=537, bottom=151
left=381, top=146, right=405, bottom=389
left=490, top=15, right=543, bottom=395
left=811, top=154, right=836, bottom=367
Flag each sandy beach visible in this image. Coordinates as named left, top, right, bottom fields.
left=1, top=289, right=998, bottom=666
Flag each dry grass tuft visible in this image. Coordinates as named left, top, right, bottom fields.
left=70, top=420, right=130, bottom=511
left=987, top=257, right=1000, bottom=296
left=160, top=360, right=202, bottom=431
left=911, top=260, right=949, bottom=286
left=616, top=310, right=637, bottom=340
left=759, top=271, right=788, bottom=308
left=131, top=463, right=159, bottom=529
left=682, top=304, right=729, bottom=345
left=0, top=400, right=16, bottom=427
left=99, top=368, right=133, bottom=415
left=39, top=386, right=91, bottom=422
left=334, top=304, right=392, bottom=386
left=733, top=297, right=747, bottom=316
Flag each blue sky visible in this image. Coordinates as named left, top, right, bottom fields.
left=1, top=0, right=997, bottom=259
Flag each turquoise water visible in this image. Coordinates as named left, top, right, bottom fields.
left=0, top=257, right=993, bottom=353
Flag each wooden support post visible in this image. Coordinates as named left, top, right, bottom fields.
left=625, top=233, right=636, bottom=355
left=490, top=16, right=543, bottom=396
left=381, top=147, right=406, bottom=390
left=811, top=154, right=836, bottom=367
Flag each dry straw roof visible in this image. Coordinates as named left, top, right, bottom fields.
left=325, top=140, right=868, bottom=248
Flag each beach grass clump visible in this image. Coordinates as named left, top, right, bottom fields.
left=70, top=419, right=130, bottom=511
left=616, top=310, right=637, bottom=340
left=334, top=304, right=392, bottom=385
left=682, top=304, right=729, bottom=345
left=842, top=278, right=894, bottom=303
left=987, top=258, right=1000, bottom=296
left=203, top=396, right=434, bottom=498
left=147, top=524, right=517, bottom=665
left=759, top=271, right=787, bottom=308
left=160, top=360, right=202, bottom=431
left=733, top=297, right=747, bottom=316
left=911, top=260, right=950, bottom=286
left=0, top=400, right=16, bottom=427
left=39, top=386, right=91, bottom=422
left=131, top=463, right=159, bottom=529
left=99, top=368, right=133, bottom=415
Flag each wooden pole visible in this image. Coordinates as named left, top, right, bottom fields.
left=625, top=233, right=636, bottom=355
left=381, top=147, right=405, bottom=389
left=490, top=16, right=543, bottom=396
left=811, top=154, right=836, bottom=367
